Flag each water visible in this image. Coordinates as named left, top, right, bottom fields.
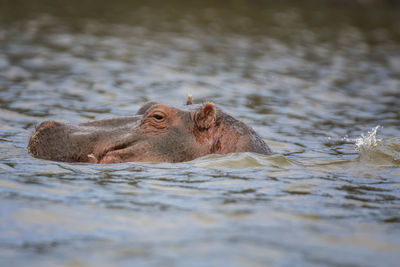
left=1, top=0, right=400, bottom=266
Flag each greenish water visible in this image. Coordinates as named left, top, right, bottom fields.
left=0, top=1, right=399, bottom=266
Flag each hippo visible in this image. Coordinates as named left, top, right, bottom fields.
left=28, top=96, right=272, bottom=163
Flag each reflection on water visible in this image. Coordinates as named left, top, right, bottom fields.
left=1, top=0, right=400, bottom=266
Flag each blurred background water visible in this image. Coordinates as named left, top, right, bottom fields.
left=0, top=0, right=400, bottom=266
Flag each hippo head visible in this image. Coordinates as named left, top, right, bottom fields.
left=28, top=99, right=271, bottom=163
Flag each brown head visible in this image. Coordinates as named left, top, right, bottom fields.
left=28, top=100, right=271, bottom=163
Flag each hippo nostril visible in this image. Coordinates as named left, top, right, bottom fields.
left=36, top=121, right=61, bottom=131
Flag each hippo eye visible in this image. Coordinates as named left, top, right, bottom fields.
left=153, top=114, right=165, bottom=121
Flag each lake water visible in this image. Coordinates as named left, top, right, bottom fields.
left=1, top=1, right=400, bottom=266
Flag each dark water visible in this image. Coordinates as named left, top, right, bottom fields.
left=1, top=1, right=400, bottom=266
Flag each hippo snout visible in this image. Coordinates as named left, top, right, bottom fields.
left=28, top=120, right=68, bottom=161
left=28, top=116, right=144, bottom=163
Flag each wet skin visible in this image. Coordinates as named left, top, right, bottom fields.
left=28, top=101, right=272, bottom=163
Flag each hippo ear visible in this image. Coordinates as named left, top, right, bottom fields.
left=196, top=102, right=216, bottom=130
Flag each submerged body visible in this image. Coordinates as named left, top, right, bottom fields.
left=28, top=100, right=271, bottom=163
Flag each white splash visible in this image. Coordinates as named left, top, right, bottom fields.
left=355, top=126, right=382, bottom=153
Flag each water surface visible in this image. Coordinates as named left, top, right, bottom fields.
left=0, top=1, right=400, bottom=266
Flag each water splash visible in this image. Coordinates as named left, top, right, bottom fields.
left=355, top=126, right=382, bottom=153
left=353, top=126, right=400, bottom=166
